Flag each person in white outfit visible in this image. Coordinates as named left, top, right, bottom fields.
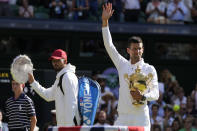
left=101, top=3, right=159, bottom=131
left=0, top=109, right=8, bottom=131
left=28, top=49, right=79, bottom=126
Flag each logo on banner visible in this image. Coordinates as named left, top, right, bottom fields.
left=83, top=82, right=92, bottom=125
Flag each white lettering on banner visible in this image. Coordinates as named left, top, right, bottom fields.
left=84, top=96, right=91, bottom=102
left=83, top=82, right=93, bottom=125
left=84, top=82, right=90, bottom=95
left=84, top=102, right=92, bottom=108
left=84, top=97, right=92, bottom=113
left=84, top=116, right=88, bottom=121
left=84, top=103, right=92, bottom=113
left=84, top=89, right=88, bottom=96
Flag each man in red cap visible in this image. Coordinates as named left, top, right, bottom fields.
left=28, top=49, right=79, bottom=126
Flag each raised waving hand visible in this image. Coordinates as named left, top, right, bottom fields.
left=102, top=3, right=114, bottom=27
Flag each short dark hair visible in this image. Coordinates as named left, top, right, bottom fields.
left=152, top=103, right=159, bottom=109
left=152, top=124, right=161, bottom=131
left=128, top=36, right=143, bottom=48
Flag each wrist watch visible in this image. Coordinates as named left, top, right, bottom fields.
left=141, top=95, right=146, bottom=101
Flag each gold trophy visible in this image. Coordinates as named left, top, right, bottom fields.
left=124, top=66, right=153, bottom=105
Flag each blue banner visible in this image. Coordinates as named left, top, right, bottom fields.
left=78, top=77, right=101, bottom=125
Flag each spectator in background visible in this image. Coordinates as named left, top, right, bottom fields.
left=122, top=0, right=141, bottom=22
left=97, top=76, right=118, bottom=121
left=0, top=0, right=11, bottom=16
left=150, top=104, right=164, bottom=129
left=191, top=82, right=197, bottom=110
left=165, top=125, right=173, bottom=131
left=183, top=0, right=193, bottom=23
left=108, top=105, right=118, bottom=125
left=191, top=0, right=197, bottom=23
left=94, top=110, right=110, bottom=126
left=160, top=69, right=178, bottom=104
left=9, top=0, right=16, bottom=5
left=89, top=0, right=99, bottom=21
left=65, top=0, right=74, bottom=19
left=0, top=109, right=8, bottom=131
left=97, top=75, right=118, bottom=124
left=151, top=124, right=162, bottom=131
left=172, top=105, right=183, bottom=124
left=149, top=91, right=166, bottom=118
left=19, top=0, right=34, bottom=18
left=145, top=0, right=167, bottom=24
left=194, top=116, right=197, bottom=130
left=49, top=0, right=66, bottom=19
left=169, top=81, right=181, bottom=104
left=72, top=0, right=89, bottom=20
left=160, top=69, right=176, bottom=89
left=109, top=0, right=123, bottom=22
left=163, top=106, right=174, bottom=128
left=179, top=116, right=197, bottom=131
left=185, top=96, right=197, bottom=116
left=172, top=87, right=187, bottom=106
left=171, top=118, right=182, bottom=131
left=97, top=77, right=111, bottom=98
left=179, top=103, right=187, bottom=120
left=101, top=92, right=117, bottom=119
left=166, top=0, right=187, bottom=23
left=158, top=81, right=165, bottom=95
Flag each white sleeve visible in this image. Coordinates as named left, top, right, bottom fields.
left=188, top=0, right=193, bottom=9
left=19, top=7, right=24, bottom=16
left=144, top=66, right=159, bottom=101
left=146, top=3, right=152, bottom=13
left=179, top=2, right=187, bottom=15
left=166, top=3, right=174, bottom=17
left=28, top=6, right=34, bottom=14
left=4, top=123, right=9, bottom=131
left=102, top=27, right=127, bottom=70
left=160, top=2, right=166, bottom=13
left=30, top=81, right=56, bottom=102
left=63, top=73, right=78, bottom=123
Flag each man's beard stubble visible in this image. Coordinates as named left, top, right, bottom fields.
left=53, top=66, right=62, bottom=72
left=132, top=55, right=141, bottom=63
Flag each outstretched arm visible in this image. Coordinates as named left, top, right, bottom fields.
left=102, top=3, right=127, bottom=69
left=28, top=73, right=56, bottom=102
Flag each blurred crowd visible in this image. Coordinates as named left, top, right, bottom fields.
left=1, top=0, right=197, bottom=24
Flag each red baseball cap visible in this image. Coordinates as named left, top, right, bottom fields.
left=49, top=49, right=67, bottom=60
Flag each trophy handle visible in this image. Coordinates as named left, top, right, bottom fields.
left=146, top=73, right=153, bottom=86
left=124, top=74, right=130, bottom=86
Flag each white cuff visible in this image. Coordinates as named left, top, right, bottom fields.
left=30, top=80, right=38, bottom=87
